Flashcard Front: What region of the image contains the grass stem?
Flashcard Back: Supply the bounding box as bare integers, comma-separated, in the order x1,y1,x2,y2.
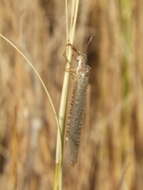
54,0,80,189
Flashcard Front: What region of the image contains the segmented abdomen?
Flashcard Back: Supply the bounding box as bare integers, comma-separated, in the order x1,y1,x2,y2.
65,70,90,165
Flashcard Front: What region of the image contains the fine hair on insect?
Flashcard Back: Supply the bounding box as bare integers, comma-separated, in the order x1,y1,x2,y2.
64,43,91,166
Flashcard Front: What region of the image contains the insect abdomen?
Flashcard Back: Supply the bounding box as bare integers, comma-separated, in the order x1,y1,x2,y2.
65,72,89,165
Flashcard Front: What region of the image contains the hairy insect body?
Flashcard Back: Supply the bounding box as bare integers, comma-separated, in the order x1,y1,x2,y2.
65,54,90,165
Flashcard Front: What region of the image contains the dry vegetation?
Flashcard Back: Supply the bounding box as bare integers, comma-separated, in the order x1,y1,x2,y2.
0,0,143,190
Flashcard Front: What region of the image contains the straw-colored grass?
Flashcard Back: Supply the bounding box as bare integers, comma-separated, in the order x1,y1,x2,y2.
54,1,80,189
0,0,143,190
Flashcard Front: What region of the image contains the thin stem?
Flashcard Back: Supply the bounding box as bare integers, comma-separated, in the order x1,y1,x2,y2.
54,0,80,190
0,33,60,134
65,0,69,43
70,0,80,42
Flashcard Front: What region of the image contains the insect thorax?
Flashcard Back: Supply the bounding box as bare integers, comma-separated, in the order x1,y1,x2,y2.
76,54,90,77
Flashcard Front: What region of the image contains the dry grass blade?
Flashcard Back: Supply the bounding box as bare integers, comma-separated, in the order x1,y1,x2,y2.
54,0,80,189
0,33,60,134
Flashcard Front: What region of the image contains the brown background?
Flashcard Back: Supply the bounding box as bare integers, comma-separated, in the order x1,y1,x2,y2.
0,0,143,189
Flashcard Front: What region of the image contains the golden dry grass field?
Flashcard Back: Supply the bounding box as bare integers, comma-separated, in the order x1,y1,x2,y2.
0,0,143,190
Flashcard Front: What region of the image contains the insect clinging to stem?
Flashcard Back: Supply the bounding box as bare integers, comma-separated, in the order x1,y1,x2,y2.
64,36,93,166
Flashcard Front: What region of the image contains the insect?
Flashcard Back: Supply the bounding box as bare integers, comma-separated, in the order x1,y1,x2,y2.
65,45,91,166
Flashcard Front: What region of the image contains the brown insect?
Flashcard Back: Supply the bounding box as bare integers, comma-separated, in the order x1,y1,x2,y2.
65,46,91,166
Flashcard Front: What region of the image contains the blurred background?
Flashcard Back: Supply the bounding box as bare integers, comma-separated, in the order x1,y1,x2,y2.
0,0,143,189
